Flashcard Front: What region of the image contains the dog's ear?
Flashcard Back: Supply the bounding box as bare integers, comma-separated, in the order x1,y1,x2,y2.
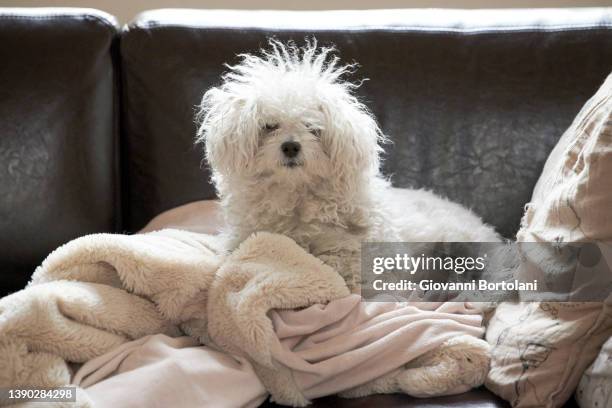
197,88,259,175
320,93,385,183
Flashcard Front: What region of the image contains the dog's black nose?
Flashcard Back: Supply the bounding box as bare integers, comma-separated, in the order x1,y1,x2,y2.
281,141,301,158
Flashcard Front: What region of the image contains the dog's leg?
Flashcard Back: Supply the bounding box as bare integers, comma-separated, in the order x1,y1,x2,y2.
317,250,361,293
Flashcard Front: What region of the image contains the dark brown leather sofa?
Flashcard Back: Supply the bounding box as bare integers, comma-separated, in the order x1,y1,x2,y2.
1,7,611,407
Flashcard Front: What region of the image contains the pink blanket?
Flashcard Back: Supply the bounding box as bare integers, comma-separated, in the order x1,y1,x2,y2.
73,295,484,407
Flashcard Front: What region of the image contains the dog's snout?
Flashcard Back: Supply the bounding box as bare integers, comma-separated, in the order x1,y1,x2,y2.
281,141,301,158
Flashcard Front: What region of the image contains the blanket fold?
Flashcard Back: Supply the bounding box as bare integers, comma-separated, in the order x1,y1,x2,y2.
0,229,489,407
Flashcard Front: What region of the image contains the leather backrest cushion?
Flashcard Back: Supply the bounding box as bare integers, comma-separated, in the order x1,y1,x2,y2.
0,9,119,294
121,9,612,237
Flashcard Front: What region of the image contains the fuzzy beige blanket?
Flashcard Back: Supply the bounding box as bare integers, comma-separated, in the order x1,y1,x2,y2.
0,229,488,407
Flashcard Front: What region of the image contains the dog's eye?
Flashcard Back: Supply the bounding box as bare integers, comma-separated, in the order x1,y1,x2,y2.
263,123,279,133
306,125,321,138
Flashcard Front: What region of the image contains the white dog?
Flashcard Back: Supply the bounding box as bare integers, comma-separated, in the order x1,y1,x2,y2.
197,39,499,292
197,39,497,400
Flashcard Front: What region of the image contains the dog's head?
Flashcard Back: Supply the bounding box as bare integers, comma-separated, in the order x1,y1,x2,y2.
197,39,386,191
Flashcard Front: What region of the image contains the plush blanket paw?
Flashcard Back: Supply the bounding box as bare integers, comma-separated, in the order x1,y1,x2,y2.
340,335,491,398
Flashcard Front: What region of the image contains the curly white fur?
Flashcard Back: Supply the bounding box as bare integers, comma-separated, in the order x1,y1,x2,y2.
197,39,500,291
196,39,496,402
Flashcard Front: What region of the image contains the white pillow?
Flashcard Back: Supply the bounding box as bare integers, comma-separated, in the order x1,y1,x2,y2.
485,72,612,408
